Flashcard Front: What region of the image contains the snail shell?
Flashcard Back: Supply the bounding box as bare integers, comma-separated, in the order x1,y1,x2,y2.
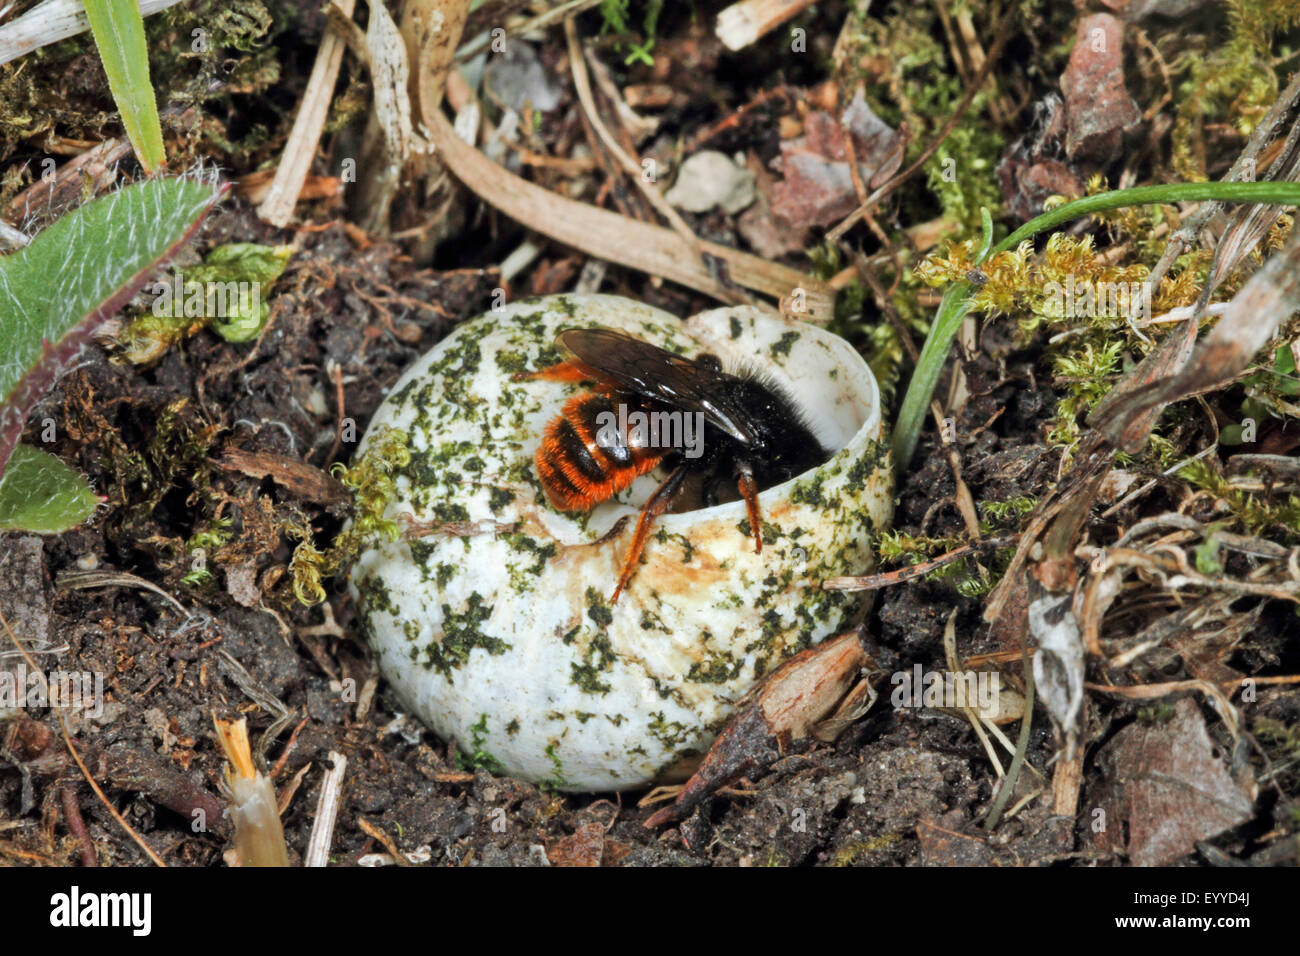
349,294,892,790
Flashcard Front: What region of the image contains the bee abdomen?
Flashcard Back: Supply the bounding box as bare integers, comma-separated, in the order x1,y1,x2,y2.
536,395,661,511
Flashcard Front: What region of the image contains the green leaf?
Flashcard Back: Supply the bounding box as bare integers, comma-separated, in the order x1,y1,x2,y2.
1194,526,1226,575
0,176,222,479
82,0,165,173
0,444,97,534
977,206,994,261
204,243,294,342
119,241,293,361
1219,424,1245,446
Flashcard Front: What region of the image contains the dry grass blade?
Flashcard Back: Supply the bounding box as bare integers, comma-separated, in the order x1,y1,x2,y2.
257,0,356,227
564,18,698,251
1097,227,1300,452
404,0,470,122
56,568,187,617
304,751,348,867
0,0,184,67
1144,69,1300,296
426,108,835,319
1197,111,1300,310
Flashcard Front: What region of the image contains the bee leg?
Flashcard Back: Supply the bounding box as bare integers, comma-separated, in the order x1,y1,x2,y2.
611,462,690,604
736,471,762,554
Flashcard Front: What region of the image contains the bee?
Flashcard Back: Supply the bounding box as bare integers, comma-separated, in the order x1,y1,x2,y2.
518,329,828,603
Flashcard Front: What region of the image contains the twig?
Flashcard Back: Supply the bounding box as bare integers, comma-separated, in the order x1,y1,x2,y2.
982,646,1035,831
304,751,348,867
56,568,188,618
944,610,1003,777
455,0,602,62
824,535,1017,590
258,0,357,227
358,816,411,866
324,360,346,467
1087,679,1240,740
61,784,98,867
715,0,817,52
426,107,835,319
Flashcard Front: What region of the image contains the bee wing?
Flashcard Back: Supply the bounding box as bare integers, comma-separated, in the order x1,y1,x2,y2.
556,328,757,444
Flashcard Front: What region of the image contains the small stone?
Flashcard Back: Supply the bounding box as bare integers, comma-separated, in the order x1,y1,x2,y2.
482,42,563,113
664,150,756,214
1060,13,1142,163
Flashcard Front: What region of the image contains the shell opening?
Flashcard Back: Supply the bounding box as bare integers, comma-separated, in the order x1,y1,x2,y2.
579,307,882,528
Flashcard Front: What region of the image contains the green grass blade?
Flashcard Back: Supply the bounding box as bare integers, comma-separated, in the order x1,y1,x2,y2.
991,181,1300,258
83,0,165,173
892,181,1300,473
892,282,972,470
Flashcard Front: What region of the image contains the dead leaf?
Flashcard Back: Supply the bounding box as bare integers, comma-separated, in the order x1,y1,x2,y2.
645,630,876,827
548,822,605,867
212,448,347,506
1093,698,1254,865
769,92,903,230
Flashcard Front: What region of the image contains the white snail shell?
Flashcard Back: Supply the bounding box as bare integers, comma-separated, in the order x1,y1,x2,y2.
349,294,893,790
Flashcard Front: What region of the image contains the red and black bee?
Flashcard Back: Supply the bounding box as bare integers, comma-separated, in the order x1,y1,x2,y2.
518,329,828,603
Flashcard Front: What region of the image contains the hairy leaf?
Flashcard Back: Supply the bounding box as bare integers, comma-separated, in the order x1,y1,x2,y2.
0,176,223,483
0,444,98,534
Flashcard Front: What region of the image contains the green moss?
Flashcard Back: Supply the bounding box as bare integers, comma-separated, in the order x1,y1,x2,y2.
647,711,691,749
431,502,471,524
502,533,558,590
585,586,614,627
687,655,743,683
354,574,400,620
846,439,887,487
494,348,531,375
540,743,571,791
418,592,508,681
457,713,503,773
770,331,800,358
407,540,439,582
570,629,617,694
790,472,828,508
